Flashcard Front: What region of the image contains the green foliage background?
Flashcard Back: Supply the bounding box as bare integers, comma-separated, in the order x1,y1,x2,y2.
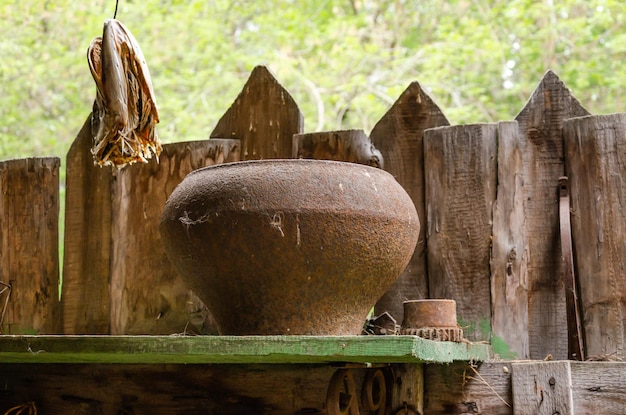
0,0,624,160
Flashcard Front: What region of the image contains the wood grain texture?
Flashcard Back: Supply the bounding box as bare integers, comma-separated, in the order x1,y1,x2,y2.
491,121,529,359
293,129,382,167
423,362,513,414
370,82,450,323
211,65,304,160
564,113,626,359
391,364,423,414
62,118,112,334
514,70,590,360
0,363,339,415
109,139,240,335
424,123,497,341
570,361,626,414
511,361,573,415
0,363,424,415
0,157,61,334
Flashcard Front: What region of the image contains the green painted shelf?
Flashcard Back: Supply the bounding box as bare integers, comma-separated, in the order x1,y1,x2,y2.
0,335,492,364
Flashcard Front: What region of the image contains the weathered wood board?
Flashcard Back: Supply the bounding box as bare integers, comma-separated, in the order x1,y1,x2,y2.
490,120,529,359
423,361,513,414
371,82,450,323
569,361,626,414
512,361,626,415
293,129,382,167
0,363,419,415
0,157,61,334
512,360,573,415
109,139,240,335
211,65,304,160
62,118,112,334
563,113,626,359
426,360,626,415
0,335,492,364
424,123,497,341
514,70,589,360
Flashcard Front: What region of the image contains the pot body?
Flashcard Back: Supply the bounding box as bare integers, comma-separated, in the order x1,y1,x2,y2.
160,159,419,335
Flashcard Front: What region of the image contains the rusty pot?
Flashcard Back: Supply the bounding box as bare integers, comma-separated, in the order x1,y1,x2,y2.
159,159,419,335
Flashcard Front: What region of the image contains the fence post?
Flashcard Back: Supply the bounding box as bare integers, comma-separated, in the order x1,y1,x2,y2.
371,82,449,323
293,129,382,167
564,113,626,360
62,118,112,334
0,157,61,334
211,65,304,160
491,120,529,359
514,70,589,360
109,139,240,335
423,123,497,341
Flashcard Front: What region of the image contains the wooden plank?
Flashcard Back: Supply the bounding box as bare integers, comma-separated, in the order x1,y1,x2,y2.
514,70,590,360
570,361,626,414
423,361,513,414
563,113,626,359
0,363,344,415
211,65,304,160
491,121,529,359
424,123,497,341
391,363,424,414
370,82,450,323
511,361,573,415
62,117,113,334
293,129,382,167
0,335,492,364
0,157,61,334
0,363,421,415
109,139,240,335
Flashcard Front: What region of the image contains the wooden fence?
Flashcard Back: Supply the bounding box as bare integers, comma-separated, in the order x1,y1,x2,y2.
1,66,625,365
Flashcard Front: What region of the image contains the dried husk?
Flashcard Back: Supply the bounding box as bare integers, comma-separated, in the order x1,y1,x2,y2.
87,19,161,168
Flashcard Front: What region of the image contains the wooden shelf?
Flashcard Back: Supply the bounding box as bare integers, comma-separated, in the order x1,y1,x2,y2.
0,335,492,364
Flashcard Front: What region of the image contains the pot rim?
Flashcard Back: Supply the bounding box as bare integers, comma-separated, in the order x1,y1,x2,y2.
187,158,388,178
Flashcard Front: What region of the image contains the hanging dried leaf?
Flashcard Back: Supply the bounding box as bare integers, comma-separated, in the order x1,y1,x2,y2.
87,19,161,168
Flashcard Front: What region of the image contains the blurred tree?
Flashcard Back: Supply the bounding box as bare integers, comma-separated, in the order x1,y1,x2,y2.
0,0,623,160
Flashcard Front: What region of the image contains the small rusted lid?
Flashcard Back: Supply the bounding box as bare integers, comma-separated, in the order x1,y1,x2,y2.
401,299,458,329
400,299,462,342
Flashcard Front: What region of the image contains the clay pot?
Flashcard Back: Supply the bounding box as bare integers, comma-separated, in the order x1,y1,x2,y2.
160,159,419,335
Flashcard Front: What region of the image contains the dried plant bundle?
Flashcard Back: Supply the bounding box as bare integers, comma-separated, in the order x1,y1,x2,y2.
87,19,161,167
